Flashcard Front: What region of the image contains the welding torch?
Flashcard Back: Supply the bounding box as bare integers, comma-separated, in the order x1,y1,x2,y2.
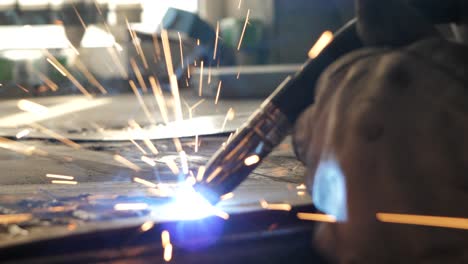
194,0,462,204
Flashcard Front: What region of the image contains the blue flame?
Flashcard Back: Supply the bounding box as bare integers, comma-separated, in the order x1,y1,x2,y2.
312,157,347,221
161,184,226,250
167,184,218,220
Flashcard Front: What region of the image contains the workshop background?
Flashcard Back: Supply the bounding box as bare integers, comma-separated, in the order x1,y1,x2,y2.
0,0,465,263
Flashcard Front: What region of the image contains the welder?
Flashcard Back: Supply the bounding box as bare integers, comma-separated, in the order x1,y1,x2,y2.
195,0,468,262
292,0,468,262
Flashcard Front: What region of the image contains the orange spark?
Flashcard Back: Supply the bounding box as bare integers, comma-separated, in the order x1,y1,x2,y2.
31,123,81,149
297,212,337,223
226,132,234,144
0,137,42,156
260,200,292,211
67,222,78,231
46,174,74,180
16,84,29,93
35,71,58,91
152,34,162,61
72,5,87,30
177,32,184,68
46,58,67,76
208,65,212,84
0,214,32,225
18,99,48,115
161,230,171,247
129,138,148,155
376,213,468,230
161,30,183,121
220,192,234,201
161,30,175,77
206,166,222,183
126,17,148,68
183,100,192,118
67,40,80,55
114,203,148,211
169,74,184,121
44,51,92,98
128,120,159,154
214,210,230,220
75,59,108,94
213,21,220,59
164,158,180,175
129,80,156,124
173,138,183,152
199,61,204,96
140,221,154,232
237,9,251,50
308,31,334,59
221,108,235,131
93,0,103,15
297,184,307,190
114,154,141,172
16,129,30,139
141,156,156,167
190,99,205,113
215,80,223,104
133,177,157,188
130,58,148,93
164,244,173,262
196,166,206,182
51,180,78,185
43,205,77,213
149,76,170,124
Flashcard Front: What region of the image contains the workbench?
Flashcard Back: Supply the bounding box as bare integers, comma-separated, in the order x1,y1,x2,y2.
0,93,323,263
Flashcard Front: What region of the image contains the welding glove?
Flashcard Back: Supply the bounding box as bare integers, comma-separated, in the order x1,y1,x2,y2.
293,0,468,262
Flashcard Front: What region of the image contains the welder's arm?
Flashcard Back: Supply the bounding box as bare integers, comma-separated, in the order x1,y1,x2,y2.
294,0,462,163
292,0,468,262
293,0,445,180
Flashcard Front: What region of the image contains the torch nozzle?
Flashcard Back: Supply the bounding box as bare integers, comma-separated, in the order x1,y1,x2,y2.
194,101,291,204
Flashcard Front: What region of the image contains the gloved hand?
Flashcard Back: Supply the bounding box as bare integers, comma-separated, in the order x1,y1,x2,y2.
293,0,468,262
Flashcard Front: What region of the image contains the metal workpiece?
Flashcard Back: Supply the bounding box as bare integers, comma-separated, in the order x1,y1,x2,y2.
194,102,291,204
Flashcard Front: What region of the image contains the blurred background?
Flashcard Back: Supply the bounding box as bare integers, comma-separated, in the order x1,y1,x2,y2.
0,0,354,98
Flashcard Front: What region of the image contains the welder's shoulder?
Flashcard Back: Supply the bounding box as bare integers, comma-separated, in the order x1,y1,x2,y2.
318,46,409,87
320,37,468,87
316,38,468,103
314,47,388,102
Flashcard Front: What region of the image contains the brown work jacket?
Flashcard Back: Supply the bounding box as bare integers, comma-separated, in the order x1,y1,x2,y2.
294,36,468,263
